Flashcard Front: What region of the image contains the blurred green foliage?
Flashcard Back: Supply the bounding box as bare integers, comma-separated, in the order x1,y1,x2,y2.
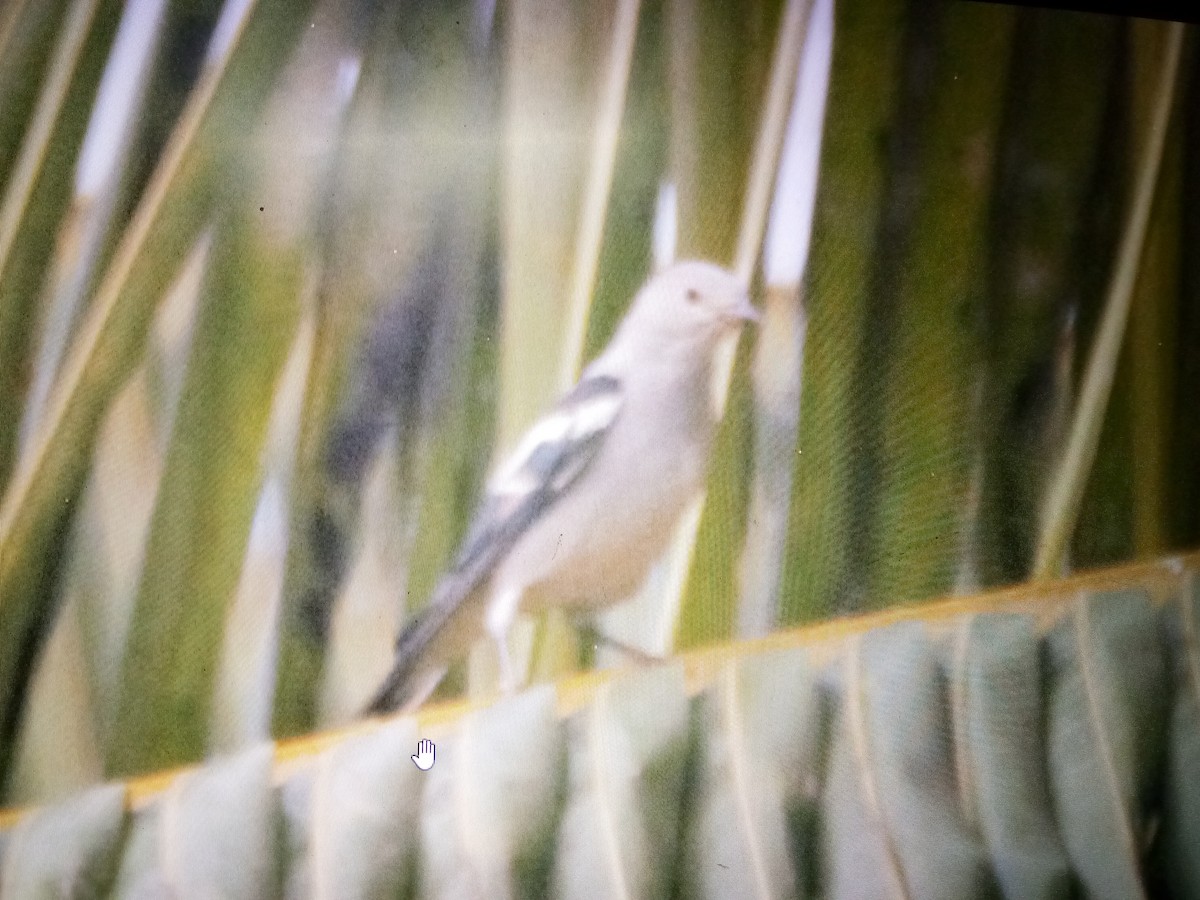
0,0,1195,798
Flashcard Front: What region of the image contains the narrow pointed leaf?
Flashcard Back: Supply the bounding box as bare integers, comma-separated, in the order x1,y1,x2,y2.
107,214,302,775
779,0,906,623
952,613,1070,898
317,432,409,725
870,3,1015,605
110,744,277,899
864,623,992,897
8,231,209,804
282,716,421,899
1046,590,1169,900
0,782,126,897
1157,572,1200,897
554,664,691,899
687,647,823,899
211,305,317,752
821,637,907,900
824,624,993,899
421,686,564,899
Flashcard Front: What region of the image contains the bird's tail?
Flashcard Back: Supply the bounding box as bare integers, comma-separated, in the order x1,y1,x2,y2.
363,489,523,715
361,570,483,715
361,615,445,715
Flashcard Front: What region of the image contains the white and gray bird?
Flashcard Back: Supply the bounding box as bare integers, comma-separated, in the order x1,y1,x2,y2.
365,260,757,714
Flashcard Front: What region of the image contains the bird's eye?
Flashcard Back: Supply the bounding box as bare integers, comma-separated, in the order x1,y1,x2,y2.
685,288,701,304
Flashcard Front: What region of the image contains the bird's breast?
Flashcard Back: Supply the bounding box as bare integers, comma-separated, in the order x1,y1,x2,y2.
495,384,714,610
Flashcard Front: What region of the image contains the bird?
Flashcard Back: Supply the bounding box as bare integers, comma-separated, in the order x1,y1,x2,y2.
364,260,758,714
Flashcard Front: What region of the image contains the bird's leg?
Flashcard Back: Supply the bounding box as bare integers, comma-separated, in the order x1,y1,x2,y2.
486,587,522,695
577,617,666,664
496,640,518,695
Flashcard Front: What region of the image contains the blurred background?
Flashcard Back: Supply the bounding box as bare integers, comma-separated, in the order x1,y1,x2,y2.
0,0,1195,805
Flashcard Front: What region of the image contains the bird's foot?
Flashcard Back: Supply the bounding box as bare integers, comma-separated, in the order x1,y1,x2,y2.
486,587,523,696
579,620,665,665
496,638,519,695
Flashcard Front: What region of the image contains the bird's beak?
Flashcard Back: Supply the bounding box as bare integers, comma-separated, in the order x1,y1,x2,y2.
726,294,761,326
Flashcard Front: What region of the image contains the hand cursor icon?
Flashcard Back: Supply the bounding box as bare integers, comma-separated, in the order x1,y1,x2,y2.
412,739,435,771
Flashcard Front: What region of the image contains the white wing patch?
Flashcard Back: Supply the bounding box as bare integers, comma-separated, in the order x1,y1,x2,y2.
490,382,623,499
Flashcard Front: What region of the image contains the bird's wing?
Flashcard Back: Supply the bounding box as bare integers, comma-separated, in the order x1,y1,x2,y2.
454,372,624,574
364,373,624,713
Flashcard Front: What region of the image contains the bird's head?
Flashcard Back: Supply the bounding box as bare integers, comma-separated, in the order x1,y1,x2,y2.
620,260,758,352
